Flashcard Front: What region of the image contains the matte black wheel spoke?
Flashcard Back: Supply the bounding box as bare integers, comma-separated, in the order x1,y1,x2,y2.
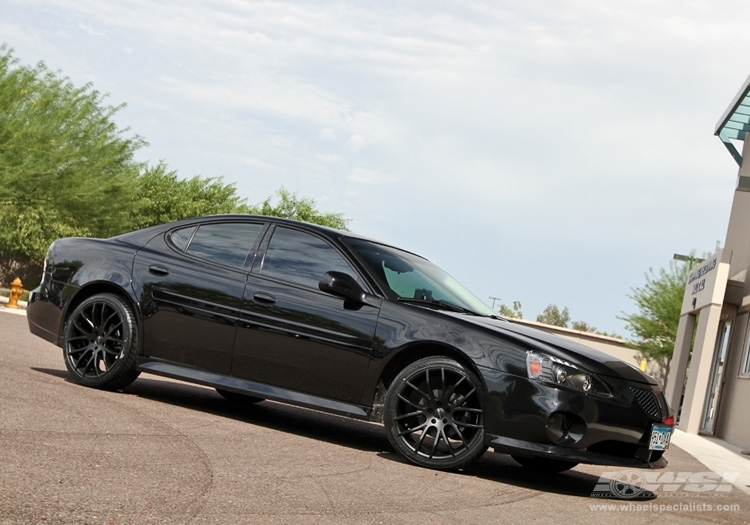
81,352,96,373
448,424,469,448
416,426,431,452
396,392,426,411
439,428,457,457
393,409,424,421
404,380,431,402
449,386,477,409
103,320,123,340
398,420,429,437
453,421,483,430
444,375,465,402
72,317,94,336
101,345,122,357
71,350,89,369
424,369,434,400
454,406,482,413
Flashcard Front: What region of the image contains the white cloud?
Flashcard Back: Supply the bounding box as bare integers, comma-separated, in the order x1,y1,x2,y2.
5,0,750,334
78,23,104,37
349,168,394,185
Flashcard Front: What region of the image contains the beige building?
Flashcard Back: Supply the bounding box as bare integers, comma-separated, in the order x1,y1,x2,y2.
510,318,639,363
665,75,750,450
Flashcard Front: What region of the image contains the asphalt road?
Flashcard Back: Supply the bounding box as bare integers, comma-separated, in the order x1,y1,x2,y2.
1,311,748,524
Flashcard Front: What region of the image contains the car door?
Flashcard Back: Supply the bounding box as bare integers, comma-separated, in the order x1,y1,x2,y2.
231,225,380,403
132,220,266,373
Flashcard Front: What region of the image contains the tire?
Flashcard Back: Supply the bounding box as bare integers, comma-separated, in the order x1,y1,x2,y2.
215,388,264,404
63,293,140,390
511,455,578,473
384,357,487,470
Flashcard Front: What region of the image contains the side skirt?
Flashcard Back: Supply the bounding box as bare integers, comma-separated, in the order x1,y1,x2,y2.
137,358,372,420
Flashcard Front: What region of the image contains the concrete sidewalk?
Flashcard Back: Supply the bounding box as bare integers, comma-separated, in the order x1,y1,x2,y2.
671,429,750,496
0,300,26,315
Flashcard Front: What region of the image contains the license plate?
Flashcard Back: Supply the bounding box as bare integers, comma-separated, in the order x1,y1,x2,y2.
649,424,672,451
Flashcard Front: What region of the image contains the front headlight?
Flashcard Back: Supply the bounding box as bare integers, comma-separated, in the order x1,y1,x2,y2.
526,351,611,397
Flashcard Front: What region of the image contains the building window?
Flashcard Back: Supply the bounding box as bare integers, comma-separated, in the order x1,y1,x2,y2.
741,343,750,378
741,320,750,378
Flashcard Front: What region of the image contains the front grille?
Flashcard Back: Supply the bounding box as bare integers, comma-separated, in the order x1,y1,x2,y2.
630,386,661,420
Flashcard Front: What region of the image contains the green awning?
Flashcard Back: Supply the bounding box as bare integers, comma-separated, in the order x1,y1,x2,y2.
715,74,750,166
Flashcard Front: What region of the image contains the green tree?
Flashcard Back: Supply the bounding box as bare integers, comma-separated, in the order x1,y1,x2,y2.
537,304,570,327
0,44,144,283
249,186,349,230
568,321,617,338
131,163,251,229
498,300,523,319
571,320,595,332
0,45,350,288
0,207,91,288
619,258,693,360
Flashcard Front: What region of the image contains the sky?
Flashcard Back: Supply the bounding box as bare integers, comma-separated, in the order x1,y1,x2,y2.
3,0,749,336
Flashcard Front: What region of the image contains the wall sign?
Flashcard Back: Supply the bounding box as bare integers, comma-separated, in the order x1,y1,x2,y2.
681,250,729,315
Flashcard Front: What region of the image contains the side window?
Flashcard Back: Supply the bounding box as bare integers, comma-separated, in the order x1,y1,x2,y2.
184,222,263,268
169,226,195,252
261,227,357,288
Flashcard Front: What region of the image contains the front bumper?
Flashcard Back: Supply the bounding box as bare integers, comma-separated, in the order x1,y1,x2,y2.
478,366,672,469
488,434,668,469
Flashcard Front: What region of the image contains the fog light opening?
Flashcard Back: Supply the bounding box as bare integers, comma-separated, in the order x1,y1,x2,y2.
546,412,586,445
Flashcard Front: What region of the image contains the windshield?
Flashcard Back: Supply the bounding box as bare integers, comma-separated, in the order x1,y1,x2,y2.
344,238,495,317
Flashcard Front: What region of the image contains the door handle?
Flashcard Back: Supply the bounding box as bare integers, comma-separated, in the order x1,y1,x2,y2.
252,291,277,305
148,265,170,276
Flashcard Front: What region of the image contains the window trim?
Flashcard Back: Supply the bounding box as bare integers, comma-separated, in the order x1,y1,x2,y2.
740,313,750,378
166,220,267,270
254,224,364,291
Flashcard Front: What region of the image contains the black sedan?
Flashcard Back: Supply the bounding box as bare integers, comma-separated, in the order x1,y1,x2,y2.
27,215,673,472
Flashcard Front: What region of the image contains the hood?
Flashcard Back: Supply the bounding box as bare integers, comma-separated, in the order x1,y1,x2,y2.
461,315,657,386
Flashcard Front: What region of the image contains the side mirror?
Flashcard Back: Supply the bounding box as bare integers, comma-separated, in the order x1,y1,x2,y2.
319,271,366,303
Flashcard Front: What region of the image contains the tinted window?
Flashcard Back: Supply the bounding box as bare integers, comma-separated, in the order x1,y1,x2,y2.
170,226,196,252
186,222,263,268
345,238,495,316
261,227,356,288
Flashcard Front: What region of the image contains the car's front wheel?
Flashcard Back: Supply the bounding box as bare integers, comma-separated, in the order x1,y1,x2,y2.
384,357,487,470
63,293,140,390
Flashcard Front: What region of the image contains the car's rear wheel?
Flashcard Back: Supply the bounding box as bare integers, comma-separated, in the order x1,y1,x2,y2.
63,293,140,390
384,357,487,470
215,388,264,404
511,455,578,473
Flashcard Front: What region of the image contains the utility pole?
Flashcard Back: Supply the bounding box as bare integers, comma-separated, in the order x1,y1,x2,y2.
488,296,502,310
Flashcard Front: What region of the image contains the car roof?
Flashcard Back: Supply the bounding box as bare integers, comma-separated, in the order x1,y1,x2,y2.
113,214,413,255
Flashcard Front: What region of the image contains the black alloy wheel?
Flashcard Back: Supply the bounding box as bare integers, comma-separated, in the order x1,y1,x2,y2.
63,293,140,390
384,357,487,470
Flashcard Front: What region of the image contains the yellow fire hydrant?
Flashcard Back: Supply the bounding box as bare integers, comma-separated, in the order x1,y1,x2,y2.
6,277,23,309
